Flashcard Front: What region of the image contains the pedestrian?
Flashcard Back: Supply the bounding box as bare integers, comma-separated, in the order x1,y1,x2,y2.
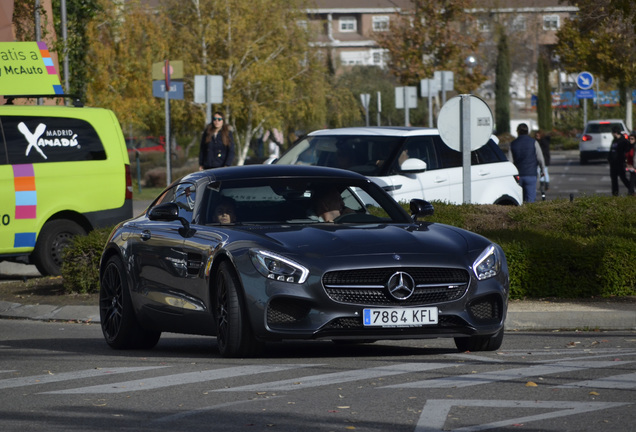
608,125,630,196
626,132,636,196
508,123,546,203
535,130,551,191
198,112,235,170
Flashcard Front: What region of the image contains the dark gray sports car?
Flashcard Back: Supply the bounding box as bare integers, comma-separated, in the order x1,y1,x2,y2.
99,165,509,357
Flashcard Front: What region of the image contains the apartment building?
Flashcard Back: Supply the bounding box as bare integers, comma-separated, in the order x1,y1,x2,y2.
306,0,578,95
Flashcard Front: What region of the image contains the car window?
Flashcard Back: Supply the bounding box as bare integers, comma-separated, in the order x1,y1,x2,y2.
0,116,107,164
277,135,403,176
472,139,507,165
151,182,196,222
586,123,623,134
398,136,440,170
201,177,407,225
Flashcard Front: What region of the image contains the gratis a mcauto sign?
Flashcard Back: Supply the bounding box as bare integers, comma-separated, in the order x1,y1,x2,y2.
0,42,63,96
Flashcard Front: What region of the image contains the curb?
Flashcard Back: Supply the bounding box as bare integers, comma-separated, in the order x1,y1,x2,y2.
1,300,635,331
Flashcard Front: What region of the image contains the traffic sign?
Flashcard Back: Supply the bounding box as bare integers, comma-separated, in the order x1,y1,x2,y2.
576,89,595,99
152,81,184,99
152,60,184,81
576,72,594,90
437,95,493,151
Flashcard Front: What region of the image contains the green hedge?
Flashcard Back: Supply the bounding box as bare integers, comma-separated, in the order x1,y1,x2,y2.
60,196,636,299
61,227,112,294
419,196,636,299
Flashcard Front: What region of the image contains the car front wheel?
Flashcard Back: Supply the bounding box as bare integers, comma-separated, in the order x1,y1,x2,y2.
215,261,261,357
100,255,161,350
454,328,504,352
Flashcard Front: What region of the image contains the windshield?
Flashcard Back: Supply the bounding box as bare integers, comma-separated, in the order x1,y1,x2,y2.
200,177,410,225
276,135,404,176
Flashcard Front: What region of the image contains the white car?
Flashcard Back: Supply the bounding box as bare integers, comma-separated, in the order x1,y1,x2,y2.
579,119,629,164
274,127,522,205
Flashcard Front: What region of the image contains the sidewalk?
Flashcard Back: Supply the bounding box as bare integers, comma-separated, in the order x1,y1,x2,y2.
0,291,634,331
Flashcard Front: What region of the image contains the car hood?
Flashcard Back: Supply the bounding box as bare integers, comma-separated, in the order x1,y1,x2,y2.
230,223,485,262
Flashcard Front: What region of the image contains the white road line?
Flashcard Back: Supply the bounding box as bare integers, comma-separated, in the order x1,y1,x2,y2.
0,367,167,390
215,363,452,393
42,364,314,394
154,398,280,424
557,371,636,390
383,360,632,389
415,400,629,432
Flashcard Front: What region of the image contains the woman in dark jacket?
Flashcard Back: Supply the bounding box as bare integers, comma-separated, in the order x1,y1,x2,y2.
198,112,235,170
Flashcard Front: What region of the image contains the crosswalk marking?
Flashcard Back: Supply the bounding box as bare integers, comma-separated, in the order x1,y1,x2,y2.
557,372,636,390
0,367,166,390
415,399,630,432
215,363,452,393
42,364,314,394
383,360,633,389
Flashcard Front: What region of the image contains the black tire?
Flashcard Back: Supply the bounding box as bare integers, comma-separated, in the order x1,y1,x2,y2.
455,328,504,352
100,256,161,350
32,219,86,276
580,155,588,165
215,261,261,357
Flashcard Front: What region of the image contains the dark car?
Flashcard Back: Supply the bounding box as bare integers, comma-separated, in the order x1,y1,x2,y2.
99,165,509,357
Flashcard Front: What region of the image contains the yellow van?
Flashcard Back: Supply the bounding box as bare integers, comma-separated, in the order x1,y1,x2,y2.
0,104,133,275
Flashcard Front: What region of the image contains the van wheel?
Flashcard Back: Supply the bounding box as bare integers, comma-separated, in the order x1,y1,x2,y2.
32,220,86,276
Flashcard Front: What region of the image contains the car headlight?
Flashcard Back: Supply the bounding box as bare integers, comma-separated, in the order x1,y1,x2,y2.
472,244,501,280
249,249,309,284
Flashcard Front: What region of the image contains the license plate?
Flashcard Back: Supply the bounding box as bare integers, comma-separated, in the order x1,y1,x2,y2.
363,307,438,327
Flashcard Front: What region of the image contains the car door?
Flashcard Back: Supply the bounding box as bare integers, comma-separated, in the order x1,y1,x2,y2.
129,182,198,313
381,135,453,203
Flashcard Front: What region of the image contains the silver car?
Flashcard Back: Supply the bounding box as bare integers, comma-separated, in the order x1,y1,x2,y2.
579,119,629,164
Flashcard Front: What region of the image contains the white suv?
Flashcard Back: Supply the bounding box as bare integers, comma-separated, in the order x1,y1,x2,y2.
579,119,629,164
275,127,522,205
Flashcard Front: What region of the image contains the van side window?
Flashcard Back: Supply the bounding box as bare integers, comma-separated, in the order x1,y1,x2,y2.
0,116,107,164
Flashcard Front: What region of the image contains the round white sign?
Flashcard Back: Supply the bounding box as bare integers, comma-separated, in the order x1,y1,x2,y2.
437,95,493,151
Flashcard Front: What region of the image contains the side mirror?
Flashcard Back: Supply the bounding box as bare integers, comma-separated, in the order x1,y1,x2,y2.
399,158,427,173
149,202,195,237
410,199,434,222
149,202,180,221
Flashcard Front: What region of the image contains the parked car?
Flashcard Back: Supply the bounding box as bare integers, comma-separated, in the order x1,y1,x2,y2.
99,165,509,357
274,127,522,205
579,119,629,164
126,136,166,155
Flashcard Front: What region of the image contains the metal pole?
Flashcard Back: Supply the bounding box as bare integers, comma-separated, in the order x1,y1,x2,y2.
35,0,42,106
60,0,70,98
377,91,381,126
583,98,587,130
428,80,433,127
164,60,172,185
461,95,471,204
404,86,409,126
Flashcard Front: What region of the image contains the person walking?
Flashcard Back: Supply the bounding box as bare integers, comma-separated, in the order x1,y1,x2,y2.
608,125,630,196
198,112,235,170
625,132,636,196
535,130,551,191
508,123,546,203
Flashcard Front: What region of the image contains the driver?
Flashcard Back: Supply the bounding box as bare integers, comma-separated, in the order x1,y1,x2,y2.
312,187,353,222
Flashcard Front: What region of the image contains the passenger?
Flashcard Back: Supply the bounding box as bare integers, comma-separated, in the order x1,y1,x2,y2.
213,197,236,224
312,187,353,222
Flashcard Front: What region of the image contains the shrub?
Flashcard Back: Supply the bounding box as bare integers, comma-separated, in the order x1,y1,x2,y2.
407,196,636,299
61,227,112,294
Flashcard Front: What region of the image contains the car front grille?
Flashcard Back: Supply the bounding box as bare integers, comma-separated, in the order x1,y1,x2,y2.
323,267,469,306
323,314,468,330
